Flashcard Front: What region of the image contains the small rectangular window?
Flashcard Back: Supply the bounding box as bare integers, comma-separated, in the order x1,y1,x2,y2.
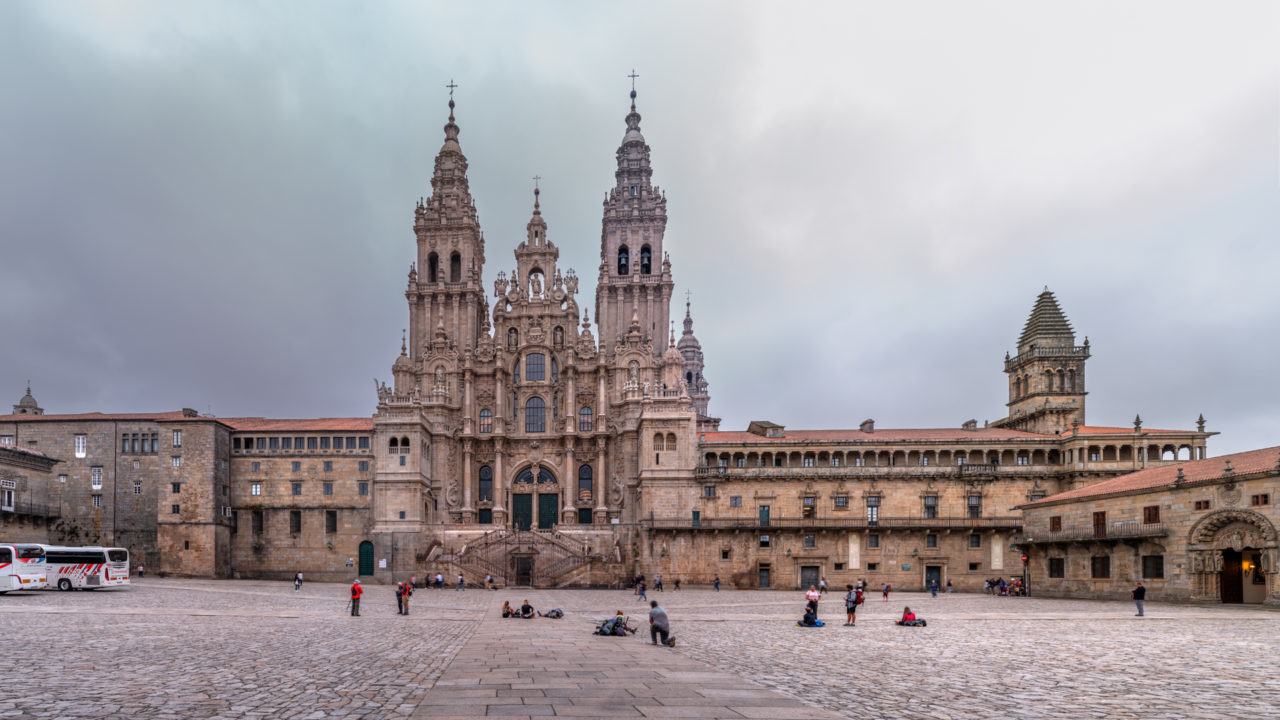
308,437,318,450
803,534,815,548
359,482,369,496
398,510,406,519
359,460,369,472
326,510,338,534
399,455,406,466
834,495,848,508
171,504,180,514
703,485,715,498
251,482,261,496
359,437,370,449
867,534,879,549
969,533,982,548
233,438,242,450
290,510,301,534
281,437,292,450
1142,555,1164,579
251,461,261,473
832,457,841,467
133,481,142,495
1251,494,1270,506
0,435,12,445
324,461,333,472
292,461,301,472
256,437,266,450
759,534,771,548
292,482,302,496
323,482,333,496
320,437,331,450
1142,505,1160,523
867,562,878,571
59,474,67,483
92,494,102,508
1091,555,1111,579
171,456,181,468
803,457,814,467
1195,500,1212,511
332,437,343,450
1050,516,1062,532
1048,558,1065,578
968,562,980,571
926,533,937,548
171,483,181,494
729,495,742,508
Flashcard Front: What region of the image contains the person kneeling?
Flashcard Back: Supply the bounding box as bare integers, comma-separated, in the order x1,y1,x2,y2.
894,606,927,627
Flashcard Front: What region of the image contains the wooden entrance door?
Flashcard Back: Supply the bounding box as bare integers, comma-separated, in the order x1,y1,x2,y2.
514,556,533,586
358,541,375,576
925,565,943,589
537,493,558,530
800,565,820,589
513,494,532,531
1221,549,1243,603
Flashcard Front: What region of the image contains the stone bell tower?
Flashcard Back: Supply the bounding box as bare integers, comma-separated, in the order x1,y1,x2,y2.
995,288,1090,434
595,82,674,357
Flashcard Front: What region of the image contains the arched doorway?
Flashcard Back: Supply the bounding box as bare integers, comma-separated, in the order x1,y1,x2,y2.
358,541,375,576
511,466,558,530
1187,509,1277,604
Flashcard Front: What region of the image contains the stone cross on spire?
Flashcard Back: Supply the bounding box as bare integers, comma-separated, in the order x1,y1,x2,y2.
446,79,458,96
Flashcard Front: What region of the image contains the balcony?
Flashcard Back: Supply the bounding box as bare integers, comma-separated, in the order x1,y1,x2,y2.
643,515,1023,532
0,499,59,519
1020,521,1166,544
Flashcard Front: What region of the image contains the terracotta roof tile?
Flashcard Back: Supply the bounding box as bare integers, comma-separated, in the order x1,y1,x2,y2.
1024,445,1280,507
0,442,53,460
702,428,1049,444
222,417,373,432
0,411,210,423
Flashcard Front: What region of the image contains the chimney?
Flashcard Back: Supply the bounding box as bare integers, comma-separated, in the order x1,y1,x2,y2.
859,419,874,433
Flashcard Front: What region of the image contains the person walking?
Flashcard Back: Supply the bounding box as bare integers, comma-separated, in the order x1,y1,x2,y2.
856,578,865,593
435,573,443,589
1132,581,1146,616
713,575,720,592
673,577,681,591
946,579,953,594
638,580,648,601
395,582,406,615
930,580,938,598
819,576,828,594
882,583,890,602
294,572,303,592
655,574,663,592
649,600,674,646
457,573,465,591
349,579,363,617
486,573,493,590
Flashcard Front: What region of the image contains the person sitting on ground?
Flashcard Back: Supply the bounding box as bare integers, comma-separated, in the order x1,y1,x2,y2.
895,606,927,626
797,605,824,627
520,599,535,618
502,600,515,618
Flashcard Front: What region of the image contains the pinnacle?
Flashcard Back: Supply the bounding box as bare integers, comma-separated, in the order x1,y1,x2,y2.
1017,289,1075,348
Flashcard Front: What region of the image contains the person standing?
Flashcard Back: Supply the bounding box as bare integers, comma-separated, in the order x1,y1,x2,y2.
486,573,493,590
819,576,828,594
930,580,938,598
844,584,863,626
435,573,443,589
294,572,303,592
713,576,720,592
350,579,363,617
457,573,465,591
805,584,821,615
882,583,890,602
395,582,405,615
946,579,953,594
649,600,673,646
1132,581,1146,616
638,580,648,601
137,563,145,578
655,574,663,592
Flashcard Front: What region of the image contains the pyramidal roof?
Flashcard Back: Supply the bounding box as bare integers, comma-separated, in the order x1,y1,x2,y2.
1017,289,1074,348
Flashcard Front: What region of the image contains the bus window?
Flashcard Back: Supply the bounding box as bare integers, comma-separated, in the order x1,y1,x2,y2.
17,546,44,559
108,550,128,563
0,548,11,563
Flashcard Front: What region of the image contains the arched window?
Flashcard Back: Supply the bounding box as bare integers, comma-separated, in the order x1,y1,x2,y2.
578,464,593,502
525,353,546,381
478,465,493,502
400,436,410,453
685,371,693,385
553,326,564,349
618,245,630,275
1057,369,1066,392
388,437,399,452
654,432,666,451
640,245,652,274
515,467,555,484
478,409,493,434
508,328,519,349
578,406,593,432
1067,370,1076,391
525,397,546,433
449,252,462,282
666,432,677,450
1045,370,1055,392
427,252,439,283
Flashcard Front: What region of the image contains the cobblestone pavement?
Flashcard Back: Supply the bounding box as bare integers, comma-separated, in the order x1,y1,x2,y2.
3,581,1278,719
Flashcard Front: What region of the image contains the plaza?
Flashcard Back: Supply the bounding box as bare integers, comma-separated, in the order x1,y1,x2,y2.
2,580,1278,719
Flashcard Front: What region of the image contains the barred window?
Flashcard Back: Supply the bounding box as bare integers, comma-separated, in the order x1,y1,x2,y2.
578,406,593,432
479,409,493,433
525,397,546,433
525,353,546,381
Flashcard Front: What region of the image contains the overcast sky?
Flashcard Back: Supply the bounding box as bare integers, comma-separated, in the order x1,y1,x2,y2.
2,1,1277,455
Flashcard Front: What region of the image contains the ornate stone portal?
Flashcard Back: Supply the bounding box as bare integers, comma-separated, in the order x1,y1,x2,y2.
1187,509,1278,603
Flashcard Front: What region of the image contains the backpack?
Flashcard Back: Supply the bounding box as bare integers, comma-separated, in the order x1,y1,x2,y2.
544,608,563,619
855,589,864,605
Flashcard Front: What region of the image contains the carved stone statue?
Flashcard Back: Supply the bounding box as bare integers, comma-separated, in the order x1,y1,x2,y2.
529,272,543,298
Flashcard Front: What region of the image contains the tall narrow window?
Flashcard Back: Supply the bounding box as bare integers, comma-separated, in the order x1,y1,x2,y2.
479,409,493,433
508,328,519,349
967,495,982,519
427,252,439,283
91,467,103,490
866,496,880,525
640,245,652,274
525,397,546,433
525,353,546,381
478,465,493,502
449,251,462,282
578,465,593,502
618,245,630,275
578,406,593,432
75,435,87,458
923,495,938,519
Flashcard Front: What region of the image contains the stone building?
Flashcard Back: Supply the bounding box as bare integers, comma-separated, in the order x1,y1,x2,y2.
1019,446,1280,604
0,432,60,543
0,89,1222,592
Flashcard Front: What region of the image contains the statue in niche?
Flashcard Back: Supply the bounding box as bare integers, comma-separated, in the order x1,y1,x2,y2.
434,366,446,389
529,272,543,298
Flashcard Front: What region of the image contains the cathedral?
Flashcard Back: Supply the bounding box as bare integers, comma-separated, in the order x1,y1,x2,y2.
0,87,1220,593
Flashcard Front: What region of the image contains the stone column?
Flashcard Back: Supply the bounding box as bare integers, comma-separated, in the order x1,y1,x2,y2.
563,439,576,522
461,439,474,522
594,437,608,523
493,439,506,526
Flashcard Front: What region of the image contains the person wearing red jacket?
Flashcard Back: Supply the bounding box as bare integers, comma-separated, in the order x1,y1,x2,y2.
350,579,363,616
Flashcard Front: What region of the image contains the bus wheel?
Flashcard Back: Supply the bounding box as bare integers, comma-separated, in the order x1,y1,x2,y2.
57,579,72,592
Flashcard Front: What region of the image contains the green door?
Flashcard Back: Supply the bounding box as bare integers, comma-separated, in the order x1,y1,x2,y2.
537,493,558,530
513,494,532,530
358,541,375,576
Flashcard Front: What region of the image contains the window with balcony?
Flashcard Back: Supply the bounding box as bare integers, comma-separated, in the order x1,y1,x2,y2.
966,495,982,519
1050,516,1062,532
923,495,938,519
802,496,816,519
866,496,880,525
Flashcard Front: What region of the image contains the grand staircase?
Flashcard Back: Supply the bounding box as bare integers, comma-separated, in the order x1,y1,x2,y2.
439,528,608,587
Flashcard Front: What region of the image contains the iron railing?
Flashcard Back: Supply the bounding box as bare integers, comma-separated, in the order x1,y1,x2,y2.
1020,521,1166,544
643,515,1023,532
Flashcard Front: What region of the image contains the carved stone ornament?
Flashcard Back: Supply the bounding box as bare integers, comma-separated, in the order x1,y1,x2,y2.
1219,481,1242,508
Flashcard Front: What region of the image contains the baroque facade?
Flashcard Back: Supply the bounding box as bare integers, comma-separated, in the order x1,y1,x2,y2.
0,89,1227,593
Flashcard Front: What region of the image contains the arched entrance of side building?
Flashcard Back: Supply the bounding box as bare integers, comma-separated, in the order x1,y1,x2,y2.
1187,510,1278,604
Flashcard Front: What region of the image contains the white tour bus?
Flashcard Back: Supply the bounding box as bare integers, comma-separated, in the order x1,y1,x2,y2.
42,546,130,591
0,542,49,592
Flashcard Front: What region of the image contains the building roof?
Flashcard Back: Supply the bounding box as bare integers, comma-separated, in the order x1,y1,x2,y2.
703,427,1049,444
1022,445,1280,508
0,442,53,460
222,417,374,432
0,411,373,432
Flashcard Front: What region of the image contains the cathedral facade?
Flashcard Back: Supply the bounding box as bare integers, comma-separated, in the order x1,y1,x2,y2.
0,90,1219,592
